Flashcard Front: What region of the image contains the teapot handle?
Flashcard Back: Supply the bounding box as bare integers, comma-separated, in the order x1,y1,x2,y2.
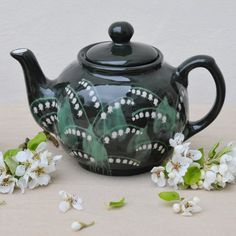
176,55,226,140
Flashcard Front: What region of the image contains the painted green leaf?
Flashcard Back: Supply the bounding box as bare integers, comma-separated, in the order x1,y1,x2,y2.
153,97,177,134
208,142,220,159
108,197,125,209
183,166,201,185
94,107,127,137
83,125,108,163
4,152,19,175
27,132,47,151
127,126,151,161
57,98,77,147
159,191,180,201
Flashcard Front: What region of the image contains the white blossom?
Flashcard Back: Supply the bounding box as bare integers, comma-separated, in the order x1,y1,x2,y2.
59,190,83,213
169,133,185,147
203,165,218,190
181,197,202,216
219,154,236,182
185,149,202,161
166,155,192,177
0,174,17,194
15,142,62,192
150,166,166,187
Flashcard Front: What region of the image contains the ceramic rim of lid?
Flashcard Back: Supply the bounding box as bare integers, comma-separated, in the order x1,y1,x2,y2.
78,22,163,73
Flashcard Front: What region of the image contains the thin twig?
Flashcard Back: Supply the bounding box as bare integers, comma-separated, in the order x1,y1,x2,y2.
43,131,60,147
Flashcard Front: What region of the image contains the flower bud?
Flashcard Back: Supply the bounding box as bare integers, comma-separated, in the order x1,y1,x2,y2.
193,196,200,204
191,184,198,190
172,203,181,213
71,221,82,231
216,174,222,183
198,180,203,189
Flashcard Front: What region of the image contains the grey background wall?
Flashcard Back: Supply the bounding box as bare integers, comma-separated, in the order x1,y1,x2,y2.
0,0,235,107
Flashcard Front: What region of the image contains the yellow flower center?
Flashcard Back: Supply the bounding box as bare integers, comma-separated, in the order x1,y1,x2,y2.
1,178,10,186
34,167,45,176
172,161,181,171
33,154,40,161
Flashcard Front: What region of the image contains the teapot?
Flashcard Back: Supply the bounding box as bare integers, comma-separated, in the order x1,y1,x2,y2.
11,21,225,176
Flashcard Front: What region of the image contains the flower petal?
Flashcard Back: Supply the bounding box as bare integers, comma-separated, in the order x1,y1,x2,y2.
39,151,48,166
59,201,71,213
28,179,38,189
151,173,158,183
72,198,83,211
15,165,26,177
53,155,62,163
219,164,228,175
59,190,68,198
182,211,192,216
191,205,202,213
15,151,28,162
205,171,216,184
190,150,202,161
36,142,47,153
38,174,51,186
157,173,166,187
0,152,5,166
166,161,173,173
17,177,28,193
150,167,158,173
174,133,185,143
0,186,12,194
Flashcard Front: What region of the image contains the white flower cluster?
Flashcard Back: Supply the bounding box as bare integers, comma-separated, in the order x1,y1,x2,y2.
172,196,202,216
0,142,62,194
151,133,236,190
202,150,236,190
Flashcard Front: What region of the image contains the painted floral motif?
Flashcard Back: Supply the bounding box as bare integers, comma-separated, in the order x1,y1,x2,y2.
30,78,182,174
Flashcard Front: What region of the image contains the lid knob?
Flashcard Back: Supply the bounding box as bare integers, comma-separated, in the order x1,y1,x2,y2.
108,21,134,44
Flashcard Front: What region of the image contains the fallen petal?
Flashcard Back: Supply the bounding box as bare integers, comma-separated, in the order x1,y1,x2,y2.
59,201,71,213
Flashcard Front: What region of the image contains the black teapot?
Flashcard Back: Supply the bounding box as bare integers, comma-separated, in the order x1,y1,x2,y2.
11,22,225,176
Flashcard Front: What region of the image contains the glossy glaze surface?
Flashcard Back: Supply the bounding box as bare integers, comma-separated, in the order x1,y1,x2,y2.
10,22,226,175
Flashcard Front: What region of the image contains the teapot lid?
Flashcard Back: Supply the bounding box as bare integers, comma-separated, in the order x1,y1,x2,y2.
80,22,161,70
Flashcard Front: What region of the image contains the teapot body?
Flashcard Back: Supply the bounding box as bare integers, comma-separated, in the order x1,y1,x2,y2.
11,22,225,176
29,56,188,176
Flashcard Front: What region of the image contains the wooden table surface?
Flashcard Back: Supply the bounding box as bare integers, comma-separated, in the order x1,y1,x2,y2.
0,105,236,236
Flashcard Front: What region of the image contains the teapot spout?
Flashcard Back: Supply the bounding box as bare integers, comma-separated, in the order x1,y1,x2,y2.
11,48,58,135
10,48,48,103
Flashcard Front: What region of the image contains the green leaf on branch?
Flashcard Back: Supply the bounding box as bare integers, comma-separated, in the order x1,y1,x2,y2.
3,148,20,175
158,191,180,201
27,132,47,151
184,166,201,185
215,146,232,159
197,148,205,167
108,197,125,209
4,156,18,175
208,142,220,159
3,148,20,159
